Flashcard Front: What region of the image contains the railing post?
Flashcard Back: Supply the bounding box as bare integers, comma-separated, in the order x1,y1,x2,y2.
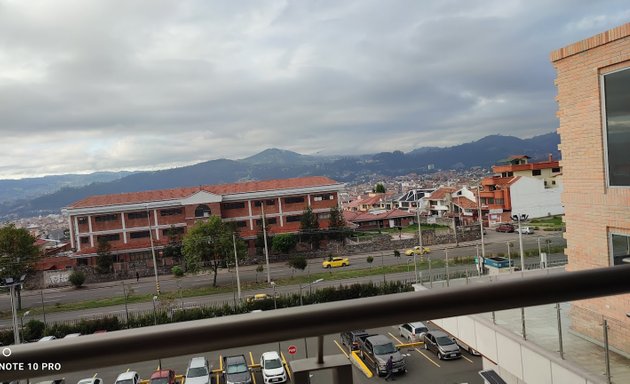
556,303,564,359
603,319,611,384
521,307,527,340
317,335,324,364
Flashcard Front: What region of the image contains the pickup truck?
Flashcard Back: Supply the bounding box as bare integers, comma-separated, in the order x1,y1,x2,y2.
357,334,406,376
340,329,369,352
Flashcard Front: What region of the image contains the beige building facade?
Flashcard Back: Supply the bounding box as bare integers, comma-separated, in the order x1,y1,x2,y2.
551,23,630,354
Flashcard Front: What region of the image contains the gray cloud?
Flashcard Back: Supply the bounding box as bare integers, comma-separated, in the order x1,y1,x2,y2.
0,0,628,178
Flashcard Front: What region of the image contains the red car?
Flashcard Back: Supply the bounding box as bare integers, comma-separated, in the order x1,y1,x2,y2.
150,370,177,384
495,223,515,233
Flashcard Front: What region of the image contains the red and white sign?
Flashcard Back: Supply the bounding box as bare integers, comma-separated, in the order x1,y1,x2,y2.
287,345,297,355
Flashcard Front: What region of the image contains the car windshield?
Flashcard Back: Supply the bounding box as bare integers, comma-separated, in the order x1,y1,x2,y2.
116,380,134,384
436,336,455,345
373,342,397,355
264,358,282,369
187,367,208,377
227,363,248,374
151,379,168,384
78,380,93,384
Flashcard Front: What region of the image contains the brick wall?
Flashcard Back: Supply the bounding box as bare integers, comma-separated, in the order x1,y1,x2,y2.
551,23,630,353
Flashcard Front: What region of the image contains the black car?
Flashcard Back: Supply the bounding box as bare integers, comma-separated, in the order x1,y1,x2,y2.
340,329,369,352
423,330,462,360
223,355,252,384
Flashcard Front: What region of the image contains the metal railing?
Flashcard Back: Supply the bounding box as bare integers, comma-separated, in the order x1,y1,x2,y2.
1,264,629,381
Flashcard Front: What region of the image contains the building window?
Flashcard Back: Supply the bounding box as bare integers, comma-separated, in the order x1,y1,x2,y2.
194,204,211,218
96,234,120,242
532,169,542,176
160,208,183,216
129,231,150,239
80,237,90,244
552,167,561,173
234,221,247,228
163,227,184,237
284,196,305,204
318,213,331,219
128,211,148,219
604,68,630,186
286,215,301,222
78,217,88,225
495,198,504,205
507,172,514,177
611,234,630,266
552,180,556,185
223,202,245,210
254,200,275,207
256,218,277,226
313,194,333,202
95,214,118,223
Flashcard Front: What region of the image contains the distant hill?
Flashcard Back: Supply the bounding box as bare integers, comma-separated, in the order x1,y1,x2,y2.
0,132,560,218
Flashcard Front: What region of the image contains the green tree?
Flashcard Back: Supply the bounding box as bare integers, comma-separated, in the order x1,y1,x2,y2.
95,238,113,274
373,183,386,193
255,264,264,283
182,216,247,287
68,270,86,288
0,224,40,309
288,255,307,277
162,226,183,264
271,233,297,253
367,256,374,268
300,207,320,249
327,205,347,241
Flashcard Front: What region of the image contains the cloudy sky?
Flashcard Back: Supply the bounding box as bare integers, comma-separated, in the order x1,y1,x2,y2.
0,0,628,179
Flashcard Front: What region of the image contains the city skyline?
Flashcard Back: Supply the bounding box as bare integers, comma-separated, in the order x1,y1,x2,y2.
1,1,628,179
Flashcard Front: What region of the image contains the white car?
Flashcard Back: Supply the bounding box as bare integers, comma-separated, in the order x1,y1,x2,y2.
398,321,429,342
260,351,288,384
516,226,534,234
185,356,210,384
77,378,103,384
38,335,57,342
114,371,139,384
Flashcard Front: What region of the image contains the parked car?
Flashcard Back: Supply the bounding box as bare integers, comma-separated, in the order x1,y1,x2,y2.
398,321,429,342
340,329,369,352
77,378,103,384
34,380,65,384
63,333,81,338
149,369,178,384
260,351,288,384
38,336,57,342
404,246,431,256
114,371,139,384
246,293,271,302
516,226,534,234
358,334,407,376
423,330,462,360
495,223,515,233
223,355,252,384
322,256,350,268
185,356,210,384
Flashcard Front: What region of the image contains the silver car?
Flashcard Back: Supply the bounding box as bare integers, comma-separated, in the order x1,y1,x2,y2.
423,330,461,360
398,321,429,342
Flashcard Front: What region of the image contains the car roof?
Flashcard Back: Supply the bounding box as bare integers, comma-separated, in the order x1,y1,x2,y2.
116,371,138,380
366,334,392,344
428,330,448,337
224,355,247,364
38,336,56,342
150,370,173,379
188,356,207,368
261,351,281,360
405,321,428,328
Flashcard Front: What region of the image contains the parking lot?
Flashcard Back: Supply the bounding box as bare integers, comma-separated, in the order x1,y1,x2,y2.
31,323,482,384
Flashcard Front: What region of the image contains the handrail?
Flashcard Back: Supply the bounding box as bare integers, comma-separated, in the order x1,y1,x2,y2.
1,265,629,381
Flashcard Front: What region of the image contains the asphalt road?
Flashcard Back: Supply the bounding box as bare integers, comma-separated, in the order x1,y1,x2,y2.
27,323,482,384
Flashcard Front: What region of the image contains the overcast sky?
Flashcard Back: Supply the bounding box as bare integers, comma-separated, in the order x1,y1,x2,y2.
0,1,628,179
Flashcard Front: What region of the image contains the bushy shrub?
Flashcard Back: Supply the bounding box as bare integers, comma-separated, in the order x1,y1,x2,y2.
68,270,86,288
23,319,46,342
172,265,184,277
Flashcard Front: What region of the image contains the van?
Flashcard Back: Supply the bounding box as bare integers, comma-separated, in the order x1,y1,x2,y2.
185,356,210,384
398,321,429,342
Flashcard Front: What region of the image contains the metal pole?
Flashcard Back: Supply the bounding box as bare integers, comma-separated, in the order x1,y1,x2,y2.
178,281,183,310
233,233,241,301
413,253,418,284
416,208,422,283
122,281,129,325
40,290,47,328
428,257,433,288
381,252,386,284
517,216,525,272
445,248,450,287
261,201,271,284
477,185,486,258
556,303,564,359
299,284,303,306
146,204,161,295
507,242,512,273
9,285,20,344
603,319,611,384
476,245,481,277
521,307,527,340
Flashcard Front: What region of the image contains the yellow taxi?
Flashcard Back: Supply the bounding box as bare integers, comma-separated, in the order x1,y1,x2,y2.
404,246,431,256
246,293,272,302
322,256,350,268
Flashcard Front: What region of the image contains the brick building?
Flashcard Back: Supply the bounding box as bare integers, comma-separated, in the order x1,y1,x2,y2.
62,176,344,271
551,23,630,354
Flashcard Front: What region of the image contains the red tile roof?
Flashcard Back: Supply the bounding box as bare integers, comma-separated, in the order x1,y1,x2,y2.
453,196,478,210
68,176,340,209
343,209,415,223
427,187,456,200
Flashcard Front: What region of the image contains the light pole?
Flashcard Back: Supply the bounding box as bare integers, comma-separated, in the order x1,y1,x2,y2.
145,204,161,295
1,275,26,345
512,214,529,271
476,185,486,258
445,248,450,287
507,241,513,272
415,207,423,284
232,232,242,301
20,310,31,343
152,295,158,326
271,281,277,310
260,201,271,284
122,281,129,325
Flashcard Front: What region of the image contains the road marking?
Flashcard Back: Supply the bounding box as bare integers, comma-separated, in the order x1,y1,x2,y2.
350,351,373,378
333,339,349,358
249,351,255,366
388,332,403,344
415,348,441,368
462,354,474,363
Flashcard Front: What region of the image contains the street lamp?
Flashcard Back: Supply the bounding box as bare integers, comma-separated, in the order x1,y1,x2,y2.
415,207,423,284
512,214,529,271
270,281,277,310
259,201,272,284
232,232,242,301
152,295,159,326
145,204,161,295
1,274,26,345
299,278,324,306
476,185,486,258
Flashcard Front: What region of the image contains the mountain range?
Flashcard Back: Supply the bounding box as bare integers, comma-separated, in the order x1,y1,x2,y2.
0,132,560,219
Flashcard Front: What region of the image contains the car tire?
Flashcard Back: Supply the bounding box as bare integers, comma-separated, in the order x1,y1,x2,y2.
342,263,347,267
438,352,443,360
424,343,428,350
325,265,331,269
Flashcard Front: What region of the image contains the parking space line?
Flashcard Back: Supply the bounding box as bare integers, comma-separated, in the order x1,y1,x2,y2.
249,351,255,366
462,355,474,364
387,332,403,344
281,351,292,382
333,339,349,358
415,348,441,368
